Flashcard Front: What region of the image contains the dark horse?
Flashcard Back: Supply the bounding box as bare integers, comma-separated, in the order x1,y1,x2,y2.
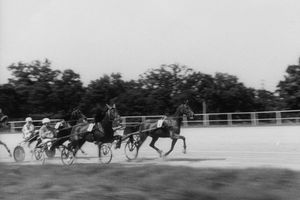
29,108,87,149
124,102,194,157
68,104,121,155
49,108,88,151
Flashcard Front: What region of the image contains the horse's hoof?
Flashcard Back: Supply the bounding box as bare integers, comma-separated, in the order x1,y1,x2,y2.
183,149,187,154
158,150,163,157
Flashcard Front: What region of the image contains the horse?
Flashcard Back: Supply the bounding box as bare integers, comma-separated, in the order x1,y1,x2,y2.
49,109,88,152
62,108,88,126
68,104,121,156
124,102,194,157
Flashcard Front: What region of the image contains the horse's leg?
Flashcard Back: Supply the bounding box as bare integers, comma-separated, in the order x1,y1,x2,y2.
98,142,103,157
0,140,11,157
76,139,86,156
149,136,163,157
170,134,187,154
136,133,147,150
79,148,87,155
78,135,87,155
179,135,187,153
164,134,186,156
114,135,122,149
164,139,177,157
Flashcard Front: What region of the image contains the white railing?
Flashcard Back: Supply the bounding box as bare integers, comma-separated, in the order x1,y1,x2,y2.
187,110,300,127
3,110,300,132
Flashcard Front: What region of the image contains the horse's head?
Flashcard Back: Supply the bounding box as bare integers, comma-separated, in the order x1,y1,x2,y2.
70,108,87,125
176,101,194,119
105,104,120,123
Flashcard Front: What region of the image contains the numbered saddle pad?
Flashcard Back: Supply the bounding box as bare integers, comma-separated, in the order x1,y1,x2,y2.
87,123,95,132
157,119,164,128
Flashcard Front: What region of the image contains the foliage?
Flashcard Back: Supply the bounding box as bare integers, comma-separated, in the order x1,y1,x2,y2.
0,84,20,117
4,59,84,118
1,58,297,119
277,64,300,109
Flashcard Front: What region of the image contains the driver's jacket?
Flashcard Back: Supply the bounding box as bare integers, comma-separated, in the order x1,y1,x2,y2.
39,125,56,139
22,123,35,139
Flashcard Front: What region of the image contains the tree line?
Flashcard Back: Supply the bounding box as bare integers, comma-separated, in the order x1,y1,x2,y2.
0,59,299,119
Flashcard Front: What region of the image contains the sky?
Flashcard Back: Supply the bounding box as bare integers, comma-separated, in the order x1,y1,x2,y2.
1,0,300,91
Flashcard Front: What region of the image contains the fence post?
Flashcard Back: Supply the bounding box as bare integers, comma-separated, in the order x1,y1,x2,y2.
204,114,210,126
183,115,188,127
10,122,15,132
276,111,282,125
251,112,257,126
142,116,146,123
121,117,126,126
227,113,232,126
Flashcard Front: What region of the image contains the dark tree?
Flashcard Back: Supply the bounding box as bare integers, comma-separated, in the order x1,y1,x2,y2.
277,62,300,109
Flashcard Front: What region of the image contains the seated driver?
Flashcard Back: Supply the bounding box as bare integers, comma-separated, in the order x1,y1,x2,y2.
36,118,56,148
22,117,37,147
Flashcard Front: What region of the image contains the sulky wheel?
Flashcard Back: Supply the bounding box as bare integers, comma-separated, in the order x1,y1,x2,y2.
34,147,44,160
124,139,138,161
98,143,112,164
61,146,75,165
13,146,25,162
45,148,56,158
33,147,46,165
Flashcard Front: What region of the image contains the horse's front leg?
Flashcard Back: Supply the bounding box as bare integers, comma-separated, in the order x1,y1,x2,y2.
164,133,186,157
179,135,187,154
164,139,178,157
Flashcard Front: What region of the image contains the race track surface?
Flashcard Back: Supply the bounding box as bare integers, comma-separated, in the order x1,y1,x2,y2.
1,126,300,170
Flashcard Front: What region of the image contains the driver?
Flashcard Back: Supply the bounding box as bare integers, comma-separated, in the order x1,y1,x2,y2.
22,117,37,148
36,118,56,148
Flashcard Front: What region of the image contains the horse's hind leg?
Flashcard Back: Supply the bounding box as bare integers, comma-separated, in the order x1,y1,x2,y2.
149,137,163,157
0,140,11,157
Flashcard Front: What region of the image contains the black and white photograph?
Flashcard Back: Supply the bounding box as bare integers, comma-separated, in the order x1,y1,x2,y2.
1,0,300,199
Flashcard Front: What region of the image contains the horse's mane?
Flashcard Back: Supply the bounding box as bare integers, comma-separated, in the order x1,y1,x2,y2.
93,106,107,123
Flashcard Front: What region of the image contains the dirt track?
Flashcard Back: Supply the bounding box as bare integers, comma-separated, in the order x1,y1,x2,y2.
1,126,300,170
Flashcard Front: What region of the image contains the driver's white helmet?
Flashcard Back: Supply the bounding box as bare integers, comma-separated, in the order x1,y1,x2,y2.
42,118,51,124
25,117,33,122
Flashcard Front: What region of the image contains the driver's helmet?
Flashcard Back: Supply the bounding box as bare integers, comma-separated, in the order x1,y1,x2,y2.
25,117,33,122
42,118,51,124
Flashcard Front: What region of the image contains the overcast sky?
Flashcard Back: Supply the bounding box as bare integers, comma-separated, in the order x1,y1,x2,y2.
1,0,300,91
